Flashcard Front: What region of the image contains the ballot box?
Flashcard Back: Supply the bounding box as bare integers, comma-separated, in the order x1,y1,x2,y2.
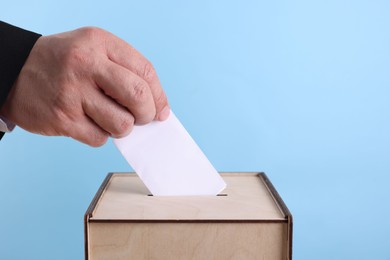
84,172,293,260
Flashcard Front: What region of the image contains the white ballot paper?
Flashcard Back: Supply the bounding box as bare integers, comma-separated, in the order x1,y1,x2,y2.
114,110,226,196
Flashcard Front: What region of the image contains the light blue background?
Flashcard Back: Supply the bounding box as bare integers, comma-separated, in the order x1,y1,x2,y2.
1,1,390,259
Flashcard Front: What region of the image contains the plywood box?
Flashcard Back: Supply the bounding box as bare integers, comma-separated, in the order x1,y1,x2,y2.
85,172,292,260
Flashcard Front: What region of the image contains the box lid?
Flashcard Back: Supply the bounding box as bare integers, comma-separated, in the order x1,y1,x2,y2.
86,172,289,221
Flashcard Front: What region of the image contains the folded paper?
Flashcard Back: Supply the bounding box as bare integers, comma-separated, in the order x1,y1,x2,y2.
114,110,226,196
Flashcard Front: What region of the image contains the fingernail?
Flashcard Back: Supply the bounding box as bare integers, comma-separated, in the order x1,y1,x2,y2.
158,105,170,121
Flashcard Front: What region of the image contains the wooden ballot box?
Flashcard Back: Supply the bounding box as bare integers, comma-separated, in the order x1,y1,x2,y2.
84,172,293,260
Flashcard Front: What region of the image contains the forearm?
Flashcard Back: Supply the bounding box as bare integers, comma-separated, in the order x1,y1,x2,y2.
0,21,41,139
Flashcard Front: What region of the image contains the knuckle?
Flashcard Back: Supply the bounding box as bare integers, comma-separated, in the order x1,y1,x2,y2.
142,61,157,82
78,26,105,40
89,132,108,147
63,46,95,69
131,79,149,104
113,115,134,137
62,28,106,70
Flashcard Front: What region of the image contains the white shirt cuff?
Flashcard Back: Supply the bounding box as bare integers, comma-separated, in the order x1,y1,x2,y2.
0,116,16,133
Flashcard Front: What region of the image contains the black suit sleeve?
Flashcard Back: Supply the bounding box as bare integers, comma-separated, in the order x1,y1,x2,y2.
0,21,41,140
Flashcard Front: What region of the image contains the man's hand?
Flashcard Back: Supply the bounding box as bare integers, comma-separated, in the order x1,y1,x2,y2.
0,27,170,146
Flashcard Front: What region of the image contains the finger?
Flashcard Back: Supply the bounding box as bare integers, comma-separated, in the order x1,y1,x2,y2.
83,89,134,138
104,33,170,120
67,116,109,147
94,60,156,125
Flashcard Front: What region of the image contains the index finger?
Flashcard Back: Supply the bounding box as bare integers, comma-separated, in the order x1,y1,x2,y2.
103,32,170,120
94,60,156,125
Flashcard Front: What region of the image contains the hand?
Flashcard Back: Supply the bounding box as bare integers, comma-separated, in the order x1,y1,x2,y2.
0,27,170,146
